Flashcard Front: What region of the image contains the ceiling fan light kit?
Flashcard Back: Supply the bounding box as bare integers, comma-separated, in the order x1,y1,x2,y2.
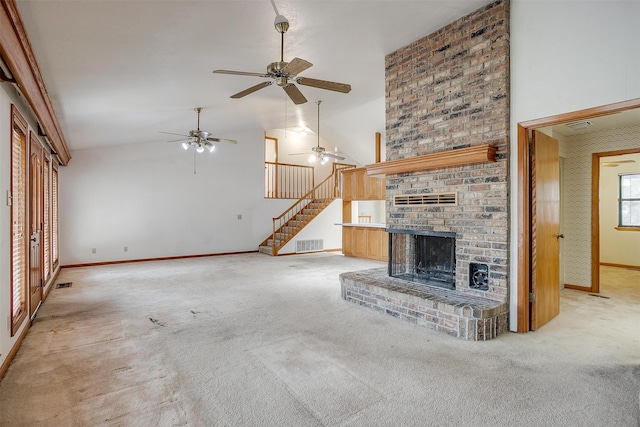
213,13,351,105
160,107,237,155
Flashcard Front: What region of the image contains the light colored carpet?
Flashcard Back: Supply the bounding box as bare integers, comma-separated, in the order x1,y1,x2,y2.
0,254,638,426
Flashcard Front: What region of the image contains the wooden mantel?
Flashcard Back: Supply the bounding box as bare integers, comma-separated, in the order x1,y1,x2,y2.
365,143,496,176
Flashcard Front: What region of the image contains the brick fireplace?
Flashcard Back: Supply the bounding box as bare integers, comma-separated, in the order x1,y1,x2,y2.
340,0,510,340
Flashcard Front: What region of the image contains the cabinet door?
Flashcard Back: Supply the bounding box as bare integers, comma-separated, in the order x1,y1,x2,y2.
342,226,354,256
375,176,386,200
366,228,381,259
353,227,368,258
341,170,355,201
355,169,366,200
366,228,388,261
380,230,389,261
365,175,385,200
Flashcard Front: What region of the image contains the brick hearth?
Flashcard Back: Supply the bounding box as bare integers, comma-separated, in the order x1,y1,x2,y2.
340,269,508,341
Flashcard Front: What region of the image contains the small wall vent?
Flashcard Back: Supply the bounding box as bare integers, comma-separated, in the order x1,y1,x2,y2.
296,239,324,253
394,192,457,207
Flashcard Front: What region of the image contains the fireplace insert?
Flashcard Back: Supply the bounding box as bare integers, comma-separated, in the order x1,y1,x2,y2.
387,229,456,290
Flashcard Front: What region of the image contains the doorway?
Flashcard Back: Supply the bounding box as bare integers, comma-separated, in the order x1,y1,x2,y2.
516,98,640,332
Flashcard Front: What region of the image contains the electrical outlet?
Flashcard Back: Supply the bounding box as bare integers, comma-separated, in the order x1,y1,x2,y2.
124,246,128,252
91,248,96,254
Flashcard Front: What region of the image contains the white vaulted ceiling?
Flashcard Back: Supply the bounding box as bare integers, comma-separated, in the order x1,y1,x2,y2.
15,0,490,162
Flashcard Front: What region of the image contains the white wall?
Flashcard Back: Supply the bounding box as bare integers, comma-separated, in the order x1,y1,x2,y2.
509,0,640,329
599,153,640,267
60,130,291,265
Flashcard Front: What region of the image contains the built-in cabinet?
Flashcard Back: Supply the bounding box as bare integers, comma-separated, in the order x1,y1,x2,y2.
341,168,385,201
340,168,387,261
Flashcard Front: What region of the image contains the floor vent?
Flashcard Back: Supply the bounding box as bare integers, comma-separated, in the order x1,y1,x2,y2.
296,239,324,253
55,282,72,289
394,192,457,207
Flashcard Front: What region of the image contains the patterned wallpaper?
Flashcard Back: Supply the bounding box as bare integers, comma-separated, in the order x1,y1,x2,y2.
563,125,640,287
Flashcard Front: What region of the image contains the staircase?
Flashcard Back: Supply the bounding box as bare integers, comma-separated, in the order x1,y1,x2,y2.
259,163,355,256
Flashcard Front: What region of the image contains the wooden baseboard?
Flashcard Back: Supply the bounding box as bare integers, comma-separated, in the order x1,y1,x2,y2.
564,283,592,292
61,250,259,269
0,320,30,382
600,262,640,270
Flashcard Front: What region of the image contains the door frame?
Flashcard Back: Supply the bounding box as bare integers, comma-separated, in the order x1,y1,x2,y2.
516,97,640,333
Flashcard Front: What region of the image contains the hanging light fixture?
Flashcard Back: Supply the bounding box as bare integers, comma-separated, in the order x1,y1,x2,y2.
309,100,327,165
306,100,345,165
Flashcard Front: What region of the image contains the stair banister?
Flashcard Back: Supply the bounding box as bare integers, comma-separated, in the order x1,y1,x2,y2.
261,164,355,256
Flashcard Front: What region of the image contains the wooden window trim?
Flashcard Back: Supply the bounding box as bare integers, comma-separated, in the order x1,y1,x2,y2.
43,154,51,281
10,105,28,336
618,173,640,228
51,162,59,269
615,226,640,232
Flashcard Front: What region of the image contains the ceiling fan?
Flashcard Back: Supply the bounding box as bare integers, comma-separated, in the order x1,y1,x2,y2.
212,14,351,105
160,107,237,153
294,100,345,165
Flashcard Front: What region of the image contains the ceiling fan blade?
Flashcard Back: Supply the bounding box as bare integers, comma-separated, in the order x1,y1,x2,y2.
166,138,191,143
283,84,307,105
159,131,190,137
296,77,351,94
231,81,273,99
281,57,313,76
206,137,238,144
323,152,345,160
213,69,270,78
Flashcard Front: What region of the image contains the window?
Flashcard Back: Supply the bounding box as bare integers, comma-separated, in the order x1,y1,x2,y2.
10,106,28,335
43,156,51,281
52,163,59,268
619,173,640,228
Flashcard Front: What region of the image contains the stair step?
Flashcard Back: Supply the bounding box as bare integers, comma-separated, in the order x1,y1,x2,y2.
258,245,274,255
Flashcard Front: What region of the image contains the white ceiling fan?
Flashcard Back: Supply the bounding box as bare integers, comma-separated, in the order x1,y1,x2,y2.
160,107,237,153
212,13,351,105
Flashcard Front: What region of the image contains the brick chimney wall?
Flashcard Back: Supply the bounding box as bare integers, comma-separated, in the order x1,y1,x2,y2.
384,0,510,302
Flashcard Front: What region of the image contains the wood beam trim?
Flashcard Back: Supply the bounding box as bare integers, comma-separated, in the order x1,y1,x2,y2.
519,98,640,129
0,0,71,165
365,143,496,176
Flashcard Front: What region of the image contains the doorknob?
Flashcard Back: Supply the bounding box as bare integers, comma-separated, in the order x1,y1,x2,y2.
556,233,565,239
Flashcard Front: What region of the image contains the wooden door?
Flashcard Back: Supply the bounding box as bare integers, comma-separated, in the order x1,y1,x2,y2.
29,135,43,318
531,130,560,330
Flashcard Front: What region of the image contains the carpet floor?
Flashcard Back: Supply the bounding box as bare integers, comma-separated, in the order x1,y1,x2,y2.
0,253,638,426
